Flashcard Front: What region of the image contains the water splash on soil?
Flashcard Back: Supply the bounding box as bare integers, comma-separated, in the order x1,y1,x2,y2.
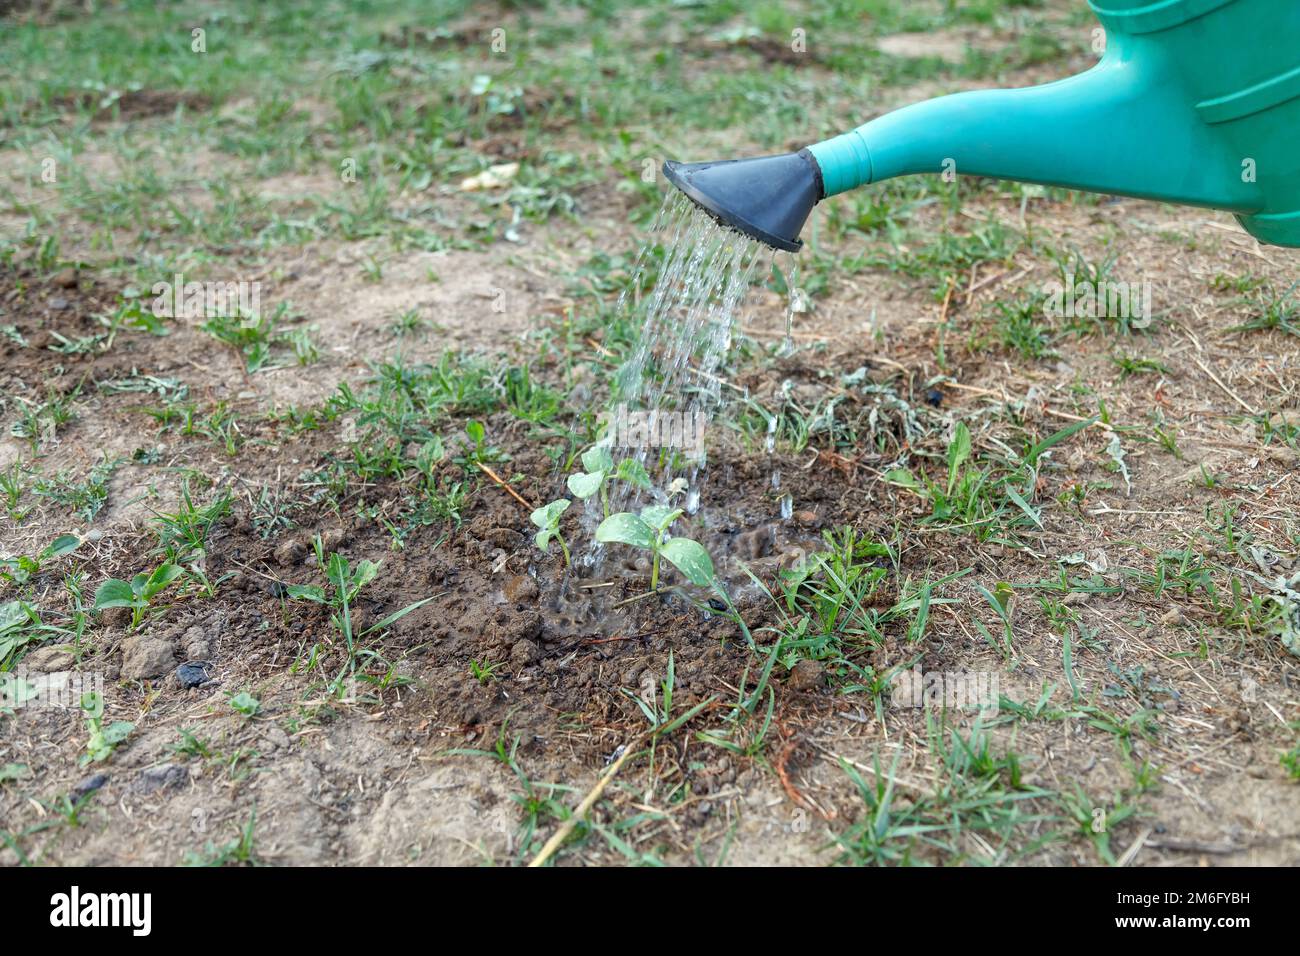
601,190,763,513
578,190,819,584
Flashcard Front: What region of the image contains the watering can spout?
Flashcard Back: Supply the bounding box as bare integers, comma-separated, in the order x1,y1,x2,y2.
662,152,822,252
807,60,1260,213
666,0,1300,251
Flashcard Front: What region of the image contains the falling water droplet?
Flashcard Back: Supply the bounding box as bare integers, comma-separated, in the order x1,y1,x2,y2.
779,494,794,521
585,189,764,561
770,470,781,490
781,260,800,357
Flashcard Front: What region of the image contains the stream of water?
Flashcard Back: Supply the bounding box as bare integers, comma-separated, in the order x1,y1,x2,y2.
581,189,800,567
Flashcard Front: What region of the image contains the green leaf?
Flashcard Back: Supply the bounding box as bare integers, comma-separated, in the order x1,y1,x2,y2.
101,720,134,746
466,420,486,446
93,579,136,610
1005,486,1043,528
359,596,437,638
419,435,445,464
530,498,570,530
229,692,260,717
989,581,1015,616
660,537,715,587
325,552,350,591
595,512,654,550
581,445,614,475
0,556,36,585
947,421,971,494
654,693,718,738
615,459,651,489
0,601,33,633
0,763,28,784
285,583,327,603
639,505,682,532
140,562,184,599
883,468,921,491
566,471,605,499
1026,416,1097,465
41,534,81,561
85,720,134,763
534,528,555,551
350,559,381,596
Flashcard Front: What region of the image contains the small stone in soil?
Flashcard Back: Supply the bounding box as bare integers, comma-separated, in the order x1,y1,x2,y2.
788,658,826,691
274,537,307,566
503,574,539,603
121,636,178,680
176,661,214,689
511,639,540,666
131,763,188,795
23,646,76,672
181,625,211,660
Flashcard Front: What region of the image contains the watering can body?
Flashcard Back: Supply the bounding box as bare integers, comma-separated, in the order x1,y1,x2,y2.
667,0,1300,250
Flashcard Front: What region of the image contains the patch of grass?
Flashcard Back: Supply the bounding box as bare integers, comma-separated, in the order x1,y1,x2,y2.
285,535,434,700
183,811,263,867
836,716,1058,865
1232,281,1300,336
9,386,79,452
31,456,124,522
885,415,1097,543
202,302,316,372
450,718,578,864
989,292,1054,360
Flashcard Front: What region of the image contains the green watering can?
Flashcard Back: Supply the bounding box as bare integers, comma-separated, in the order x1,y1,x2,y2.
665,0,1300,251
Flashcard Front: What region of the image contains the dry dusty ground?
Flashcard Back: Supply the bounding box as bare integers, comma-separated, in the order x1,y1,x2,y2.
0,0,1297,866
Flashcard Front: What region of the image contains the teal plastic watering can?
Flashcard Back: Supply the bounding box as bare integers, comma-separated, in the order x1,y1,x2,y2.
665,0,1300,251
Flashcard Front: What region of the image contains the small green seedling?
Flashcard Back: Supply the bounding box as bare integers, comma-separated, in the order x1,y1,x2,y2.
286,536,434,695
470,659,500,684
567,445,614,517
596,505,714,591
0,534,80,586
0,599,53,666
80,692,133,765
183,810,262,867
152,482,235,598
229,692,261,718
457,420,503,467
172,728,213,759
530,499,572,566
93,561,185,630
567,445,652,518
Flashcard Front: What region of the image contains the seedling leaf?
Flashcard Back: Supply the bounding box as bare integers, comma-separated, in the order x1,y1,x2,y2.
567,471,605,499
661,537,715,587
581,445,614,474
640,505,681,531
596,512,654,550
93,579,135,609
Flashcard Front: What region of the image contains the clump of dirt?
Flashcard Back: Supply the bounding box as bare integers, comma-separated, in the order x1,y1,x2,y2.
0,266,124,388
736,36,822,67
52,88,213,122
